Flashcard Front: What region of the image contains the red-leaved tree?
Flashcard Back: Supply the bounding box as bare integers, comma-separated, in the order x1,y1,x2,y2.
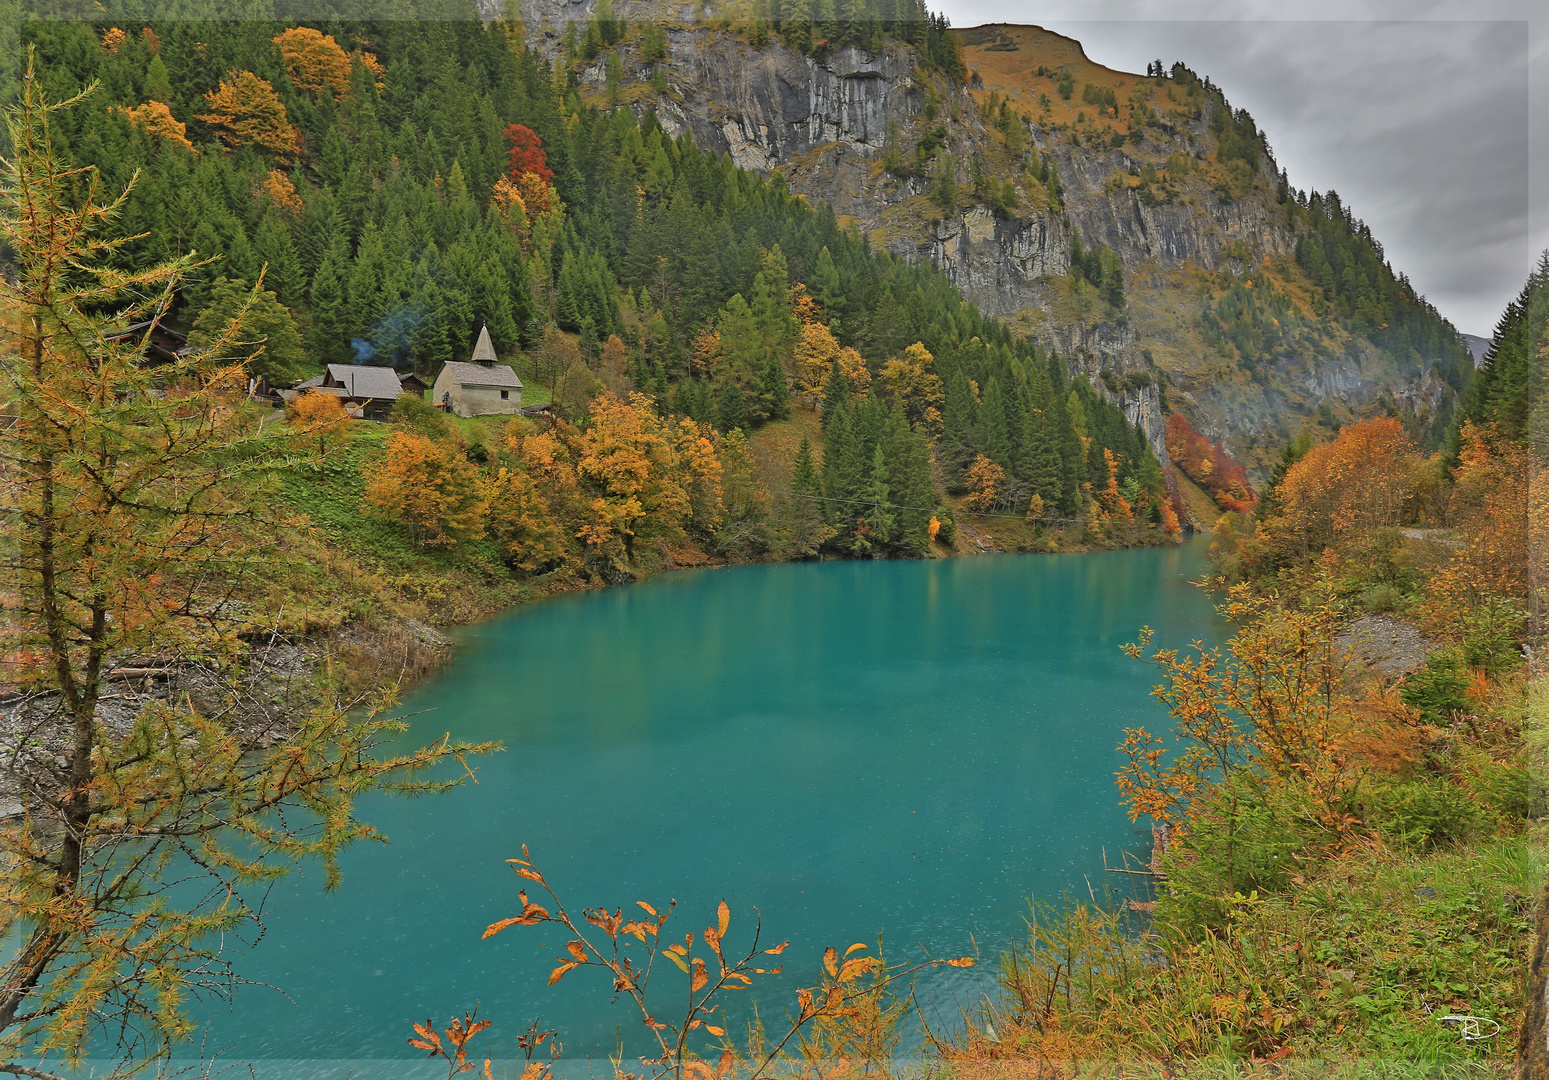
504,123,554,184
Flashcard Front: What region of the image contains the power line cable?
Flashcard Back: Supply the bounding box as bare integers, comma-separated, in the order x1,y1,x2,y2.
770,488,1085,524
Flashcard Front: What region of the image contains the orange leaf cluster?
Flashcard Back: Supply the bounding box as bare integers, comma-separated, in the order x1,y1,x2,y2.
259,168,303,214
101,27,126,53
273,27,352,100
408,1011,493,1077
198,71,300,160
119,101,195,154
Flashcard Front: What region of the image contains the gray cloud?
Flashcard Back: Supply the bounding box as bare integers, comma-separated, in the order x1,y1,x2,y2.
935,2,1541,337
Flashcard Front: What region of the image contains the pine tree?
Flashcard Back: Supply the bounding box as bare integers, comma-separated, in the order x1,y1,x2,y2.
1017,382,1064,516
782,436,833,557
812,245,842,317
884,405,935,554
821,356,850,430
761,351,790,420
977,376,1012,467
717,379,750,433
853,444,894,555
254,211,305,308
307,236,350,366
822,400,859,525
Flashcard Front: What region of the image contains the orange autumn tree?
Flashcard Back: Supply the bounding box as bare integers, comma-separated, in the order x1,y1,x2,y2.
793,319,840,399
0,57,490,1073
691,327,723,377
878,341,944,433
119,101,194,153
1091,446,1134,527
962,454,1005,513
1257,417,1425,565
272,27,353,101
573,393,724,572
286,388,351,453
260,168,304,215
198,71,299,160
1423,421,1530,633
363,430,488,548
486,466,574,575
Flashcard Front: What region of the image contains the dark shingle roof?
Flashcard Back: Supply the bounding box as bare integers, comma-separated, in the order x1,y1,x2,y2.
441,361,523,389
325,364,404,400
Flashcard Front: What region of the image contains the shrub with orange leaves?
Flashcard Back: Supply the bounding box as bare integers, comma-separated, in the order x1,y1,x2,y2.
119,101,195,154
272,27,352,101
362,430,488,548
198,71,300,160
1117,586,1357,834
101,27,126,53
431,847,972,1080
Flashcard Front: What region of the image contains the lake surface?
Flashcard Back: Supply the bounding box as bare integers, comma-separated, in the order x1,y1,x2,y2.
183,542,1223,1076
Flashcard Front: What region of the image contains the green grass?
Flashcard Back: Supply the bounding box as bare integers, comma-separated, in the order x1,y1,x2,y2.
272,424,524,625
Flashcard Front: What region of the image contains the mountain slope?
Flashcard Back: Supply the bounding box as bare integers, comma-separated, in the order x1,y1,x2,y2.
523,5,1470,476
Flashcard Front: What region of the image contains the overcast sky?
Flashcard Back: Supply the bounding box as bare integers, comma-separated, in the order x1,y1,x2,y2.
932,0,1542,339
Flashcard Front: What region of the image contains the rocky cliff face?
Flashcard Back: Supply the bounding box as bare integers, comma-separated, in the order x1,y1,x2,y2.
514,3,1454,474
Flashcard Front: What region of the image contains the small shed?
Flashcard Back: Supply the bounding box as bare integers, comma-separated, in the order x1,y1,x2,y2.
290,364,405,421
431,326,524,417
399,370,429,396
106,320,190,367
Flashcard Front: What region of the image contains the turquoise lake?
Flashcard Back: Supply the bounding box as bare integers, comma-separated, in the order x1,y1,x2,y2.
181,541,1223,1076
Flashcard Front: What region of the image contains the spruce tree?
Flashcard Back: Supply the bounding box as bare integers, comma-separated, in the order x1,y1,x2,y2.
977,376,1012,467
717,380,750,433
761,351,790,420
255,211,305,309
821,356,850,429
854,444,894,555
885,405,935,554
307,237,350,367
784,436,833,557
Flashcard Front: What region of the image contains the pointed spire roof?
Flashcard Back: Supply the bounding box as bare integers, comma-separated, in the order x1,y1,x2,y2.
471,324,496,365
